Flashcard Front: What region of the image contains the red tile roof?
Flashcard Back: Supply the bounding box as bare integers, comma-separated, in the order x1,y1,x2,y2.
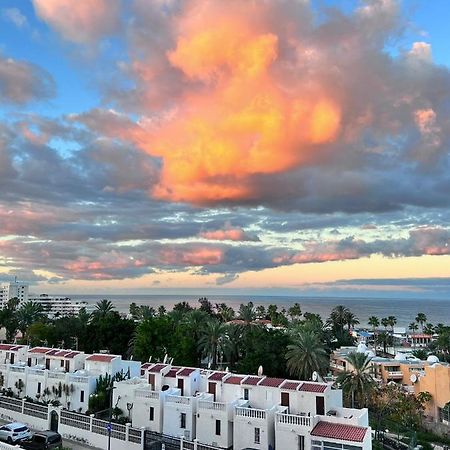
177,368,196,377
259,377,285,387
141,363,153,370
242,376,263,386
224,375,244,385
281,381,302,390
46,349,60,356
148,363,168,373
311,421,368,442
299,382,327,393
64,351,81,359
29,347,52,354
0,344,24,351
208,372,228,381
85,354,117,363
165,368,180,378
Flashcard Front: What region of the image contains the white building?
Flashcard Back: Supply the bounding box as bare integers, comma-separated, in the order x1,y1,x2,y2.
28,294,91,318
0,280,29,306
114,363,372,450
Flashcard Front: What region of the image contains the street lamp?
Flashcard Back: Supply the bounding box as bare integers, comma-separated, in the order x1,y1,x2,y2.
106,387,117,450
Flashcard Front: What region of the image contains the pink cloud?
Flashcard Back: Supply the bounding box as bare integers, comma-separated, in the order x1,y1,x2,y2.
160,247,224,266
199,227,256,242
32,0,120,43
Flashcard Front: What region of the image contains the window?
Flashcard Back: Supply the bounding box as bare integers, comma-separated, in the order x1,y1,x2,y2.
254,427,260,444
150,407,154,421
299,435,305,450
80,390,85,403
60,360,65,367
215,420,221,436
37,382,41,394
243,388,249,400
180,413,186,429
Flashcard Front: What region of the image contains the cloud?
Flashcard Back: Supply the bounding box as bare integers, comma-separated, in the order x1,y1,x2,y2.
216,273,239,286
199,225,259,242
2,8,28,28
32,0,120,43
0,54,55,104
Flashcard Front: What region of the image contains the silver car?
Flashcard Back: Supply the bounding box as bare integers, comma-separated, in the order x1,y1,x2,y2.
0,422,32,444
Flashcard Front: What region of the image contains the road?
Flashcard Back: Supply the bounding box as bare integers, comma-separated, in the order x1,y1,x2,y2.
0,418,101,450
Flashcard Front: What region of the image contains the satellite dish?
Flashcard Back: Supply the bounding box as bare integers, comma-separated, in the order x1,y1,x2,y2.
410,374,418,384
258,365,263,376
163,354,168,364
312,371,319,382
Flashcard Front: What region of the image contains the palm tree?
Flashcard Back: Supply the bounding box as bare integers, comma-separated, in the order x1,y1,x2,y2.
328,305,351,333
238,302,256,324
387,316,397,334
256,305,266,320
423,323,434,336
184,309,209,364
409,322,419,348
223,324,243,369
415,313,427,333
17,301,45,338
381,317,389,330
286,330,329,380
336,351,374,408
368,316,379,332
92,299,114,319
215,304,235,322
198,320,226,369
288,303,302,321
344,311,360,330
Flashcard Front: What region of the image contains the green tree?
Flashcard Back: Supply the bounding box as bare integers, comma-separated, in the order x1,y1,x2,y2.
368,316,379,332
92,299,115,319
238,302,256,324
255,305,266,319
409,322,419,348
336,352,374,408
0,298,20,341
415,313,427,333
328,305,350,334
198,320,226,369
286,329,328,380
387,316,397,333
17,301,46,339
381,317,389,330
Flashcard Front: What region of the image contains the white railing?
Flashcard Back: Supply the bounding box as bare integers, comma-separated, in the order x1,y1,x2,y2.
276,412,311,427
48,372,66,380
9,366,25,373
330,362,345,370
198,400,226,412
236,406,266,420
135,389,159,400
166,395,191,406
28,368,45,376
69,375,89,383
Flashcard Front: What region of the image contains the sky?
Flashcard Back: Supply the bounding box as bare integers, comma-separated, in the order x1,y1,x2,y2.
1,0,450,298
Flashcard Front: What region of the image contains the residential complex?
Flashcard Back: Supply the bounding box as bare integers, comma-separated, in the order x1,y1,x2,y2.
0,342,372,450
28,294,92,318
0,280,29,306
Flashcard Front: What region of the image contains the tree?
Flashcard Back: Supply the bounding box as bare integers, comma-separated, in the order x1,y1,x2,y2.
223,324,243,369
183,309,210,365
344,311,360,331
409,322,419,347
215,303,235,322
198,320,226,369
423,323,434,336
368,316,379,332
198,297,214,316
255,305,266,320
336,352,374,408
92,299,115,319
415,313,427,333
286,330,328,380
381,317,389,330
387,316,397,333
17,301,46,339
238,302,256,324
328,305,351,334
0,297,20,341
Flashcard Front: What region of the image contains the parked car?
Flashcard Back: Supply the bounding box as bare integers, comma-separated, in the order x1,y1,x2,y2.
0,422,31,444
20,431,62,449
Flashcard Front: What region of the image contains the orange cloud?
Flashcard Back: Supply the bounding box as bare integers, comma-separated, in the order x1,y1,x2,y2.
199,228,248,242
126,4,342,205
160,247,223,266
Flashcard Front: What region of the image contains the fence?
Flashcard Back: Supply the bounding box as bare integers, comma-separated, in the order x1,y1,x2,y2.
143,430,230,450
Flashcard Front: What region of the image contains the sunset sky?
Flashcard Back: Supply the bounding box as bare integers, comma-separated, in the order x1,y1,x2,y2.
1,0,450,297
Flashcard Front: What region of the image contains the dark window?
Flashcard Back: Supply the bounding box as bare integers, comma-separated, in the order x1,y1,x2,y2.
281,392,290,407
254,427,260,444
60,360,64,367
80,390,85,402
299,435,305,450
243,388,249,400
37,382,41,394
27,357,31,367
150,407,154,421
215,420,221,436
148,373,155,390
177,378,184,396
180,413,186,429
316,396,325,415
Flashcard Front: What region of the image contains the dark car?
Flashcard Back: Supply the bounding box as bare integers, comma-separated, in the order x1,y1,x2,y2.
20,431,62,449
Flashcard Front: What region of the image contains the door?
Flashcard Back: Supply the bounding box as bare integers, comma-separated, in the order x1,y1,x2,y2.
316,396,325,415
50,411,59,432
208,382,216,401
148,373,155,390
177,378,184,396
10,353,14,364
65,360,70,372
281,392,290,409
45,359,50,370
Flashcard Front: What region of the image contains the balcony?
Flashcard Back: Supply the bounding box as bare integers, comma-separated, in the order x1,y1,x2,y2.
330,362,346,371
135,389,160,400
9,366,25,373
235,406,266,420
69,375,89,384
28,368,45,376
166,395,191,406
276,412,311,427
47,372,66,380
386,370,403,379
198,400,226,412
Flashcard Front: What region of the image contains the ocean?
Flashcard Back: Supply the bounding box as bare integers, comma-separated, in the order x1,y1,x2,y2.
68,294,450,327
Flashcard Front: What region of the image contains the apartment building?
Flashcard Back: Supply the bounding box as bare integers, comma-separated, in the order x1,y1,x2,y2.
28,294,91,318
0,280,29,306
114,363,372,450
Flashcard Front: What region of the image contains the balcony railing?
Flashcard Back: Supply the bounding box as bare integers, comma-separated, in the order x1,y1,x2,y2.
198,400,226,412
386,371,403,378
276,412,311,427
135,389,160,400
236,406,266,420
69,375,89,383
166,395,191,406
9,366,25,373
47,372,66,380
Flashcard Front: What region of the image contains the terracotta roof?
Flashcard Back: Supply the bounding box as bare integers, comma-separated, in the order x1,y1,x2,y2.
208,372,228,381
311,421,368,442
259,377,285,387
85,354,117,363
29,347,52,354
299,382,327,393
242,376,263,386
165,368,180,378
177,368,196,377
64,351,81,359
46,349,60,356
141,363,153,370
224,375,245,385
281,381,302,390
148,363,168,373
0,344,24,351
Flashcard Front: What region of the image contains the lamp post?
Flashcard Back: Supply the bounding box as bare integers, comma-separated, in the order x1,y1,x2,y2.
106,386,117,450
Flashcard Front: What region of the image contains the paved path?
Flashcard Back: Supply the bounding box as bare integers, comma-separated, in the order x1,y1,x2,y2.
0,418,101,450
